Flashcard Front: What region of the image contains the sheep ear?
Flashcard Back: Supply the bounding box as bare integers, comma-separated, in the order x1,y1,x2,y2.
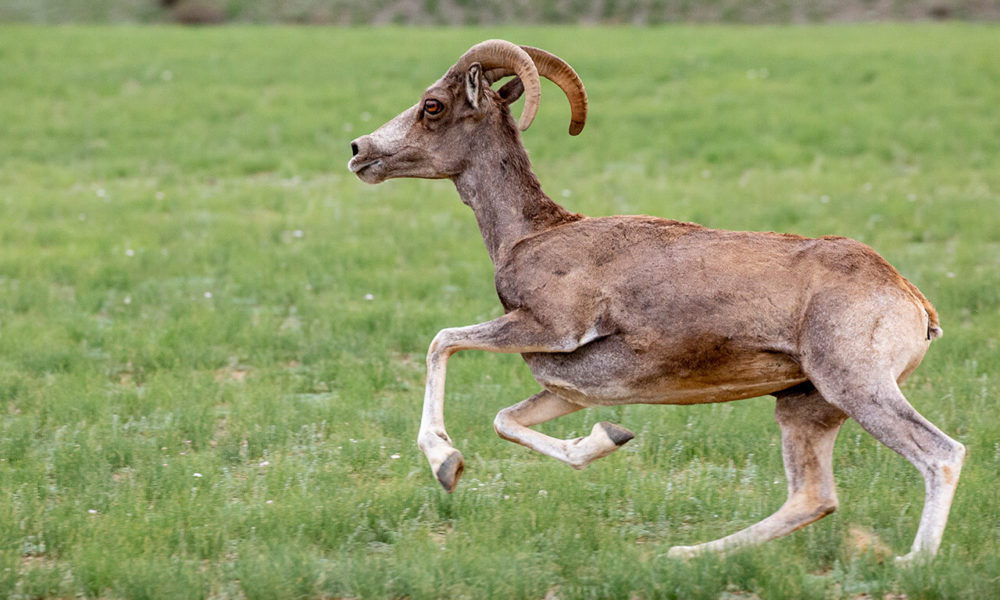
465,63,483,109
497,77,524,106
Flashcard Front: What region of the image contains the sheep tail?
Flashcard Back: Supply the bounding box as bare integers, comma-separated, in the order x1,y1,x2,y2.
902,276,943,340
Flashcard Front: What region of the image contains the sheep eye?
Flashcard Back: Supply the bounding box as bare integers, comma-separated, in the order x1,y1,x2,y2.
424,99,444,116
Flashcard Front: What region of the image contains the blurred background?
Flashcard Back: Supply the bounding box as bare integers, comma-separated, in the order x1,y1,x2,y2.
2,0,998,25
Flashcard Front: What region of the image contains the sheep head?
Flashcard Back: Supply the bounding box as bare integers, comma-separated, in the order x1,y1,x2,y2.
348,39,587,184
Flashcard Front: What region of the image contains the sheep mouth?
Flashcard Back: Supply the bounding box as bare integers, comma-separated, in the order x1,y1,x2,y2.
348,157,382,175
348,156,387,183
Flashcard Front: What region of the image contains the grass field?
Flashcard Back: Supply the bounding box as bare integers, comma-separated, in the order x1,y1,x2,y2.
1,25,999,599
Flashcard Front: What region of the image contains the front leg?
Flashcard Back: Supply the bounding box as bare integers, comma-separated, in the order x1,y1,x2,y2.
494,390,634,469
419,309,582,492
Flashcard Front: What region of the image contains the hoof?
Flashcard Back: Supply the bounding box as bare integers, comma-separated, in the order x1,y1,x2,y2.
598,422,635,447
894,552,931,567
667,545,697,560
435,449,465,493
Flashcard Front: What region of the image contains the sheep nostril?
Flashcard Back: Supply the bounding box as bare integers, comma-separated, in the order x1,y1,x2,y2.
351,142,359,157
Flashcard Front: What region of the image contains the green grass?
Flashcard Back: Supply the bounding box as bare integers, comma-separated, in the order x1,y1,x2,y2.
0,24,998,599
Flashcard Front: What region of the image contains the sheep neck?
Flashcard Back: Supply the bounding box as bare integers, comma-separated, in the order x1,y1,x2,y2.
453,143,580,267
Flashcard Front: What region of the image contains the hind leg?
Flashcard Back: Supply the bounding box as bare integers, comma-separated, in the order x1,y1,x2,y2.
810,374,965,563
494,390,634,469
797,286,965,561
669,384,848,558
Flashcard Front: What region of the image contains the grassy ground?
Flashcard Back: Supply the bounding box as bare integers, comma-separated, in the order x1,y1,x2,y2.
0,25,998,599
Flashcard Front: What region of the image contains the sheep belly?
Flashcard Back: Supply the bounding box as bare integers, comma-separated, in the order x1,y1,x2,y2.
522,334,807,407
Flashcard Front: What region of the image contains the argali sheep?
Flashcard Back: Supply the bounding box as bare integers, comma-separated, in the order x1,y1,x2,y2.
347,39,965,562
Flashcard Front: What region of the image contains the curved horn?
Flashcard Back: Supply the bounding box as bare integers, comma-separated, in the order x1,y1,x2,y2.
485,46,588,136
520,46,588,136
454,39,540,132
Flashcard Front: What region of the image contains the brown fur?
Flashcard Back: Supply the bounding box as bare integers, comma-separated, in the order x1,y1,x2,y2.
348,41,965,562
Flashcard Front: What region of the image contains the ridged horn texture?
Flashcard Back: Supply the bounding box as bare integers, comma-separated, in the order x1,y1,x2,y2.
485,45,588,136
453,39,540,132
